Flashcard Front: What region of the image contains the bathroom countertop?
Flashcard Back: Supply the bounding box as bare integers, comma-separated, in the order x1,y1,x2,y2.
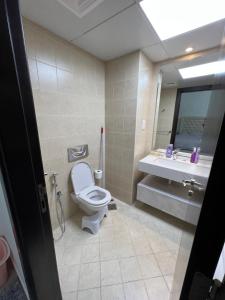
138,153,211,186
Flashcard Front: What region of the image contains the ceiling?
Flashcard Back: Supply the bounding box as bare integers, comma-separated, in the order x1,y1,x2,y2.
20,0,225,62
160,47,225,88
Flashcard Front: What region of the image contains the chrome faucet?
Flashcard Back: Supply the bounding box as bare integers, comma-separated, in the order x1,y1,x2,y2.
172,148,180,160
182,178,204,196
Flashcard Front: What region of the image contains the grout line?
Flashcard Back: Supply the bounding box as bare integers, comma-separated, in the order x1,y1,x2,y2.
70,3,137,42
163,274,172,292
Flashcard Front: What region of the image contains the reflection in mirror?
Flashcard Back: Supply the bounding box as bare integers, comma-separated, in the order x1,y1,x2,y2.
172,87,225,154
154,49,225,156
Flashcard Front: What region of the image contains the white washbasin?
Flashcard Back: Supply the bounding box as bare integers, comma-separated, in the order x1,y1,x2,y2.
138,155,211,186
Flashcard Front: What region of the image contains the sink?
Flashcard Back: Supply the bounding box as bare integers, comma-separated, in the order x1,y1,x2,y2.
154,158,188,170
138,155,211,186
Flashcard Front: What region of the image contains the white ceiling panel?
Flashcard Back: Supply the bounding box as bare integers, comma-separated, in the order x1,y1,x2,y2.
142,43,169,62
72,4,160,60
20,0,135,41
163,20,225,59
20,0,225,62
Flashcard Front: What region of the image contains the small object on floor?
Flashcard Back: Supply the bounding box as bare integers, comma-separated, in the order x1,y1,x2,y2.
0,270,27,300
82,205,108,234
108,199,117,210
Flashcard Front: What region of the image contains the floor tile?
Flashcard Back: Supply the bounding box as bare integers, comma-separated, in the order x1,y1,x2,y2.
155,251,177,275
145,277,170,300
114,231,131,243
63,245,82,265
100,242,118,261
116,241,135,259
123,281,148,300
54,199,193,300
80,230,100,245
63,292,77,300
77,288,101,300
78,262,100,290
101,284,125,300
55,245,65,267
101,260,122,286
164,274,174,291
63,233,84,248
120,257,142,282
129,228,146,241
102,214,113,226
148,234,169,253
81,243,100,263
59,264,80,293
100,226,115,242
137,254,161,279
132,238,152,256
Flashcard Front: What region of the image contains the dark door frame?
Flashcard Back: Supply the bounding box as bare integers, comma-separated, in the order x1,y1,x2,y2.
0,0,61,299
170,84,225,150
180,114,225,299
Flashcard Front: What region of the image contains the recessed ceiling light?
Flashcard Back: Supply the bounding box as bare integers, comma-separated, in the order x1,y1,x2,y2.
179,60,225,79
185,47,193,53
140,0,225,40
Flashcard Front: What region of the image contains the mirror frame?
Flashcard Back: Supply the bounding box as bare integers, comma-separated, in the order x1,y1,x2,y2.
170,84,225,152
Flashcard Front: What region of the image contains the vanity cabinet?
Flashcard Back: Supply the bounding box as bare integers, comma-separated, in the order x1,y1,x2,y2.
137,175,203,225
137,154,210,225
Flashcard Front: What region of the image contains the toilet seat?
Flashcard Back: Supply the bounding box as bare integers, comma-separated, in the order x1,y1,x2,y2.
71,162,111,234
71,162,111,208
79,186,111,207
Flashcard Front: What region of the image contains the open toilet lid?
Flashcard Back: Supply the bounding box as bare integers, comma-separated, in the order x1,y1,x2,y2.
71,162,94,195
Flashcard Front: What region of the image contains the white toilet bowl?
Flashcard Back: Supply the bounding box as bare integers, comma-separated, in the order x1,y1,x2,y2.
71,162,111,234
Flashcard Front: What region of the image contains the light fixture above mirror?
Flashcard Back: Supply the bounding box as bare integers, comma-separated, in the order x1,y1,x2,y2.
179,60,225,79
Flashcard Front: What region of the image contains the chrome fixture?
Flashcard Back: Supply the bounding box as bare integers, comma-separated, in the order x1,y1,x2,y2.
51,172,58,186
51,172,65,240
172,148,180,160
183,178,204,196
68,144,89,162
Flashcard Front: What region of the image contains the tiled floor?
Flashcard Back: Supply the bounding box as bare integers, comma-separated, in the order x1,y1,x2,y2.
54,199,193,300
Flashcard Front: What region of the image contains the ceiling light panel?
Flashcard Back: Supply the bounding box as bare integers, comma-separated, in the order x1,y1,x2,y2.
179,60,225,79
140,0,225,40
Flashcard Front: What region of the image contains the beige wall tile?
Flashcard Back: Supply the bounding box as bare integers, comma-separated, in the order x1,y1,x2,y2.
37,62,58,92
132,52,158,201
57,69,75,93
24,17,158,222
28,58,39,90
106,51,158,204
23,18,105,229
105,52,140,204
36,34,57,66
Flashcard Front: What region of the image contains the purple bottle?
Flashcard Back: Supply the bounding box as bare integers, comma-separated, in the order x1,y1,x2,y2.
166,144,173,158
190,147,197,163
195,147,200,164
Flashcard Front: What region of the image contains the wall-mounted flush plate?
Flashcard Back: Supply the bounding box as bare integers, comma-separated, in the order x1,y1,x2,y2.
67,144,89,162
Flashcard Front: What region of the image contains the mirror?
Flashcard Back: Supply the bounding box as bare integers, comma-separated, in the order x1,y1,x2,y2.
153,49,225,155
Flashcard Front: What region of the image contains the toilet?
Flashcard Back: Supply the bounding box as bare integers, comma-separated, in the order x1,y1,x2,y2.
71,162,111,234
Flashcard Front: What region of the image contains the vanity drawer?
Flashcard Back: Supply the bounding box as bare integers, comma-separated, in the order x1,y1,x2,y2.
137,175,203,225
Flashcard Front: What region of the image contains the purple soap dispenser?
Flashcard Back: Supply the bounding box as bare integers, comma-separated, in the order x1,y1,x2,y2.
190,147,197,163
195,147,200,164
166,144,173,158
